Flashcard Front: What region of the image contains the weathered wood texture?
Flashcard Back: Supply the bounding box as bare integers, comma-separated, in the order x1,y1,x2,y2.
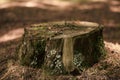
17,21,105,75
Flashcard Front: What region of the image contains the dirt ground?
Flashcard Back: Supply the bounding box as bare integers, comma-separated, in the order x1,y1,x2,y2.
0,0,120,80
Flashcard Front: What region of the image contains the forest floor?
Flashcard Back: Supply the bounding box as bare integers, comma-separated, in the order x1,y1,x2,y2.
0,0,120,80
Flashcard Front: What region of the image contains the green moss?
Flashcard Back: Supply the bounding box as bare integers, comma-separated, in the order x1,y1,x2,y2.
18,21,105,75
19,36,46,68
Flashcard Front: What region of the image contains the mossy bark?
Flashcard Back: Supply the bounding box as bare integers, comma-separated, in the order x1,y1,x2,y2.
17,21,105,75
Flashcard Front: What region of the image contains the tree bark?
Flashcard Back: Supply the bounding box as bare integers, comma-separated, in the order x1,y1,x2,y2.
17,21,105,75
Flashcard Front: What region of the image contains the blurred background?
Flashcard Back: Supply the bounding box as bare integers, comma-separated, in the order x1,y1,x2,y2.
0,0,120,79
0,0,120,43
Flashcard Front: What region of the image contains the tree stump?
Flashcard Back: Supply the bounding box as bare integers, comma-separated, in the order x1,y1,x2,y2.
17,21,105,75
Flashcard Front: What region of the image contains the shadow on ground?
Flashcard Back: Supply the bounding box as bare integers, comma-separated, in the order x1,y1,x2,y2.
0,0,120,79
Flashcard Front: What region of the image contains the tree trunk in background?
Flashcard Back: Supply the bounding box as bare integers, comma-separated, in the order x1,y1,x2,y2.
17,21,105,75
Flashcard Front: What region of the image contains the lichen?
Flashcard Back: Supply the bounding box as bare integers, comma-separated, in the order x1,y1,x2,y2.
73,52,84,70
18,21,105,76
44,50,66,75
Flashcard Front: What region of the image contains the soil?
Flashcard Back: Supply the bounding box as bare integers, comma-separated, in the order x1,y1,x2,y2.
0,0,120,80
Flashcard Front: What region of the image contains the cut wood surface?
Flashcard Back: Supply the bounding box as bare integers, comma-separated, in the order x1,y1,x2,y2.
17,21,105,75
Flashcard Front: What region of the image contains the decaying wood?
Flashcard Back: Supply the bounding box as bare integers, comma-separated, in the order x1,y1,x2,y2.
63,37,74,72
17,21,105,75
